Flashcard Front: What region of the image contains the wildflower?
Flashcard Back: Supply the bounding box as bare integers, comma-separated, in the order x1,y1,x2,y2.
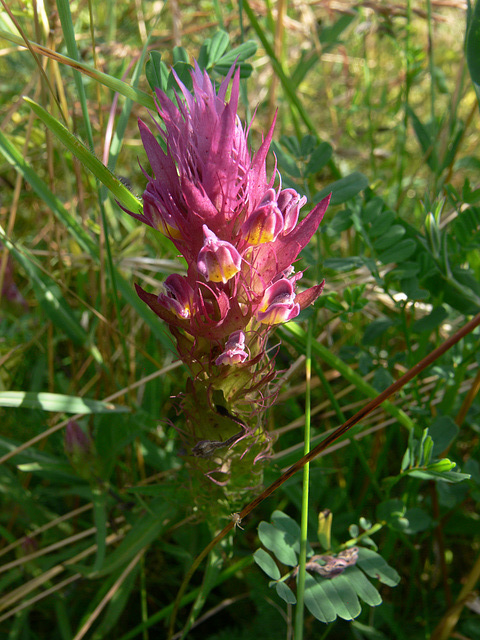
126,61,330,496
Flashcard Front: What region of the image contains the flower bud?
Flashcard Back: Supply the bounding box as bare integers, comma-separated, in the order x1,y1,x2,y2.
159,274,194,319
241,189,283,245
215,330,248,366
256,278,300,325
197,225,242,283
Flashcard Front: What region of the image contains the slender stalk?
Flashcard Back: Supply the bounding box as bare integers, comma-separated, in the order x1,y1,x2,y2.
294,320,313,638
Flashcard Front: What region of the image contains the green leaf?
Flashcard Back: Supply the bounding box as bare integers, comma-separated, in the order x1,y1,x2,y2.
258,521,298,567
362,318,395,344
356,548,400,587
25,98,142,213
275,581,297,604
0,391,128,414
372,225,406,251
305,142,333,175
406,106,439,171
303,573,337,623
403,508,433,534
412,306,448,334
376,499,408,531
466,0,480,85
86,503,174,578
377,239,417,264
314,172,369,206
206,30,230,66
346,565,382,607
146,51,169,91
253,549,281,580
429,416,459,456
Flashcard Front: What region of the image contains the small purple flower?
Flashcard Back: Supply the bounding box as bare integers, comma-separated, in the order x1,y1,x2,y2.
65,420,93,458
159,274,194,319
197,225,242,283
256,278,300,325
215,330,248,366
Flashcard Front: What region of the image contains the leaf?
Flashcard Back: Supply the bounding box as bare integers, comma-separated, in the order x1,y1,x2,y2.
406,106,439,171
275,581,297,604
86,503,174,578
403,508,433,534
146,51,169,91
356,548,400,587
362,318,395,344
346,566,382,606
25,98,142,213
303,573,337,623
253,549,281,580
376,499,408,532
258,521,298,567
206,31,230,66
314,172,369,206
377,239,417,264
0,391,128,414
466,0,480,85
372,225,406,250
429,416,459,456
305,142,333,175
412,306,448,334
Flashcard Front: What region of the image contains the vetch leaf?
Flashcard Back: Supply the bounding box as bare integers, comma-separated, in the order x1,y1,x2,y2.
315,172,369,206
275,581,297,604
253,549,280,580
356,547,400,587
466,0,480,85
346,565,382,607
377,239,417,264
429,416,459,456
303,573,337,623
258,521,298,566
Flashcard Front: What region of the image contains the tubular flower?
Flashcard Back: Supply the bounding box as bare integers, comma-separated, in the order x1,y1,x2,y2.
197,225,242,283
241,189,284,245
256,278,300,325
215,330,249,366
159,274,194,319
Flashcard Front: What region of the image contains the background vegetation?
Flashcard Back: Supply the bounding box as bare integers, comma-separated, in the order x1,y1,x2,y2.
1,1,480,638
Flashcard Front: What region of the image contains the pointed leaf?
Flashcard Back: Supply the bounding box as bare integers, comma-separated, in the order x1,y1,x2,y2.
275,581,297,604
346,565,382,606
356,548,400,587
258,522,298,566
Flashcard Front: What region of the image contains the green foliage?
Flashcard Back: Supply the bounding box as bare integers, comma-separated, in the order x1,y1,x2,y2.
254,511,399,624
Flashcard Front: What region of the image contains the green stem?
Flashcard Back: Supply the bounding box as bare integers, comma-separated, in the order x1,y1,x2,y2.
294,320,313,638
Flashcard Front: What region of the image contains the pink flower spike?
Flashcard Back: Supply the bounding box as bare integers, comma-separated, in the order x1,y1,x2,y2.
241,189,283,245
159,274,194,319
256,278,300,325
215,330,248,366
197,225,242,283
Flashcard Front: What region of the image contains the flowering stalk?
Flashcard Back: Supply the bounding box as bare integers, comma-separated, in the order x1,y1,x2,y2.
125,63,329,502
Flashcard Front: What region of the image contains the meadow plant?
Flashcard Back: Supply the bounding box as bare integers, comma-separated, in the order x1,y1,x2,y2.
125,63,330,496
